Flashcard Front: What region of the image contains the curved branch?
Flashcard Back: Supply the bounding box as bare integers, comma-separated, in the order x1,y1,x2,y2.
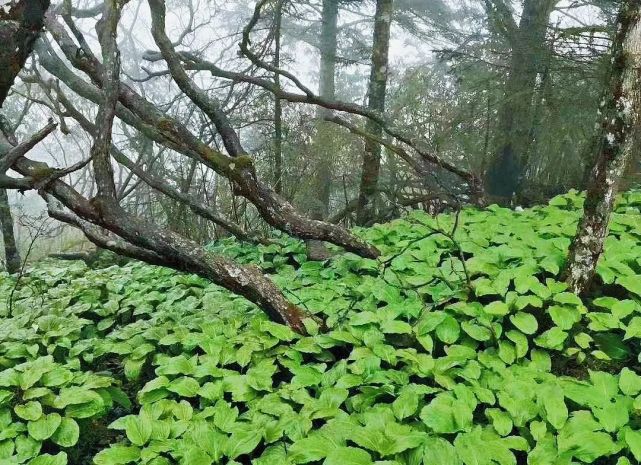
147,0,245,156
240,0,317,98
46,195,169,266
142,46,479,190
55,86,257,242
43,11,380,258
0,120,57,172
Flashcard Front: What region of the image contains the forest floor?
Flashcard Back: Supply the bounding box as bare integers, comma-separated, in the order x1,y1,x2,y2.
1,190,641,464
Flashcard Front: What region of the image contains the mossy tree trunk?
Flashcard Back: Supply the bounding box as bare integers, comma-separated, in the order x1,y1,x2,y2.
273,0,284,195
306,0,339,261
0,188,20,274
356,0,393,225
563,0,641,295
312,0,339,220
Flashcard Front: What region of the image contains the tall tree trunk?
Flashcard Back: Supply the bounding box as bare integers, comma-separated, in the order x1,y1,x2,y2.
0,0,48,275
0,189,20,274
312,0,338,219
305,0,339,261
356,0,393,225
484,0,556,203
273,0,284,195
563,0,641,295
0,0,50,105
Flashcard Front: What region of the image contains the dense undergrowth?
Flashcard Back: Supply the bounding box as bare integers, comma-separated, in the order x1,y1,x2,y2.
2,190,641,464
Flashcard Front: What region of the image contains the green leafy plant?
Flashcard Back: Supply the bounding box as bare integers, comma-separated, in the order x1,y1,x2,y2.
2,190,641,464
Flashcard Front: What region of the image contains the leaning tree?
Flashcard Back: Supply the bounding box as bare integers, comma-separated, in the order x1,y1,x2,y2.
0,0,481,331
563,0,641,295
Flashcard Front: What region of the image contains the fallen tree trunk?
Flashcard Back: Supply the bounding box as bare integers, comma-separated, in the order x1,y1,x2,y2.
41,11,379,259
0,0,309,332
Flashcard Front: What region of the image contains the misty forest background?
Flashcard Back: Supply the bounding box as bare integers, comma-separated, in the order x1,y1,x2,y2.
0,0,632,261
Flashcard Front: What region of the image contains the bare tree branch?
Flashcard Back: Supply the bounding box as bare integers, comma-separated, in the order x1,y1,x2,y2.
0,121,57,173
43,10,380,258
55,87,258,242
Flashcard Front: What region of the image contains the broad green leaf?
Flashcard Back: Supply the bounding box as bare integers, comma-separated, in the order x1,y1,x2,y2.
254,444,288,465
557,430,618,462
625,316,641,339
246,360,276,392
509,313,538,335
260,321,296,341
461,321,492,341
453,428,516,465
625,428,641,461
0,438,13,458
422,437,460,465
486,409,513,437
167,377,200,397
124,412,154,446
28,413,62,441
593,332,630,360
420,394,472,434
155,355,197,376
225,427,262,459
15,434,40,462
620,368,641,396
435,316,460,344
380,320,412,334
93,446,141,465
506,330,528,358
51,418,79,447
593,397,629,432
484,301,509,317
288,436,332,463
28,452,67,465
549,305,581,330
323,447,372,465
538,384,568,430
590,371,619,400
618,276,641,298
14,402,42,421
392,386,419,420
534,327,568,350
180,448,211,465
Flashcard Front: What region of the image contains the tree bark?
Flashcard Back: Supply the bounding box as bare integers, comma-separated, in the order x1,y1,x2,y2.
563,0,641,295
356,0,393,225
0,0,49,273
484,0,557,202
0,0,50,106
0,0,314,334
88,0,308,331
313,0,339,219
0,189,20,273
0,0,311,332
54,89,255,242
305,0,339,260
273,0,284,195
44,6,379,259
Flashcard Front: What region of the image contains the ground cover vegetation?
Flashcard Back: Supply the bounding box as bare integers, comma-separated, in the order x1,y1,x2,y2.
2,191,641,465
2,0,641,464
